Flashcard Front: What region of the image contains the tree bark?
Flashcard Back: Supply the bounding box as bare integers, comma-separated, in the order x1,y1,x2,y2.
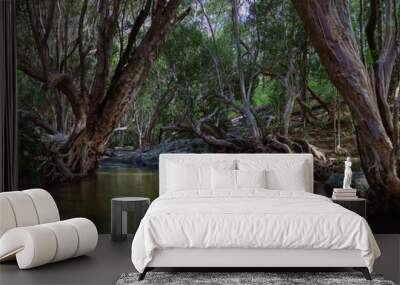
280,54,300,137
282,86,297,137
292,0,400,200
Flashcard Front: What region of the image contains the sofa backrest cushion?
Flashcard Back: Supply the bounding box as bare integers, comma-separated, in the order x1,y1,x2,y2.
0,195,17,237
0,189,60,238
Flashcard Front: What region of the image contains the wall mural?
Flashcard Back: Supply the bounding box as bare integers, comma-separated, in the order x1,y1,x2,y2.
16,0,400,233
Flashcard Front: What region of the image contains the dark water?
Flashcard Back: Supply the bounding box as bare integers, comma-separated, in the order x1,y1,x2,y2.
48,167,159,233
46,161,399,234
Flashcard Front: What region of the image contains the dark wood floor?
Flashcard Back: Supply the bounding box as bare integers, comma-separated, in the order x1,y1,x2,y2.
1,234,399,285
0,235,133,285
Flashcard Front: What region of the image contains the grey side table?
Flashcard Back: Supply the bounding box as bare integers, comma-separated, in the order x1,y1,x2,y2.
331,197,367,219
111,197,150,242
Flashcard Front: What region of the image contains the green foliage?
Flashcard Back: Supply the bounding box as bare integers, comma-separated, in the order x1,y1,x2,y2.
17,71,58,185
18,118,47,188
17,0,373,160
308,78,335,104
252,80,278,106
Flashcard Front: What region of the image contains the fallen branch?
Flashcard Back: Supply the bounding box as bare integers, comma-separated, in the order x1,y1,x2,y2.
307,86,331,115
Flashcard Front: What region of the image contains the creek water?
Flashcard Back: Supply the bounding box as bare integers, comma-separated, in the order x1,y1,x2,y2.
48,167,159,233
46,157,365,234
45,162,399,234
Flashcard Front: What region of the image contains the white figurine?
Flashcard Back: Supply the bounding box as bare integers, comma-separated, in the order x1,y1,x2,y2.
343,157,352,189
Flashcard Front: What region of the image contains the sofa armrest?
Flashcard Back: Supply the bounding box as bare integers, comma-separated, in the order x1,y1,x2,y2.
0,218,98,269
0,225,57,268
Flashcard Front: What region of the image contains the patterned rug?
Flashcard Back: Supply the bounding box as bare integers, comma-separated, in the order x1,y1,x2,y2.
116,272,396,285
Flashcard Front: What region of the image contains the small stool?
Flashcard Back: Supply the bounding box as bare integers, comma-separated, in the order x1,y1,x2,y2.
111,197,150,242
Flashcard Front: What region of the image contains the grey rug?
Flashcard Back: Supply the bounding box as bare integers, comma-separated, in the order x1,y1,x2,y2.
116,272,396,285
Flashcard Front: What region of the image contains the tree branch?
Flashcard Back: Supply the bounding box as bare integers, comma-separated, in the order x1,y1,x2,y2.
231,0,248,103
98,0,186,134
22,111,58,135
89,0,123,108
366,0,379,60
18,61,85,124
191,108,240,149
307,86,331,115
41,0,56,46
114,0,152,78
78,0,89,96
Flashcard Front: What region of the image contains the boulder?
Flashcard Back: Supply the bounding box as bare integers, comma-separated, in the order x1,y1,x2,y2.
130,138,210,169
100,139,210,169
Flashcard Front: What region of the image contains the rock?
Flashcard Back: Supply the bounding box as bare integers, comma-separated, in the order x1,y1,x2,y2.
98,155,134,169
104,148,115,157
45,133,68,144
100,138,210,169
113,146,135,151
130,138,210,169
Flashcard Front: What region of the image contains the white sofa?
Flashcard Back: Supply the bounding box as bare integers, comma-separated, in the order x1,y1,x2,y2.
0,189,98,269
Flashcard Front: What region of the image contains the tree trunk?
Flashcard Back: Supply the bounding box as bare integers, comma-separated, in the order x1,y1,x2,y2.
231,0,264,149
292,0,400,201
43,130,97,179
19,0,189,181
282,88,296,138
280,53,299,138
299,42,309,125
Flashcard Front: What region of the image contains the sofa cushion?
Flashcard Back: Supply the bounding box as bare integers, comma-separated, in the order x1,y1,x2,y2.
0,196,17,237
1,191,39,227
24,189,60,224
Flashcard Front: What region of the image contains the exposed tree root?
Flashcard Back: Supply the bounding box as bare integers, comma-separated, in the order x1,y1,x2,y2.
162,120,333,181
39,131,100,182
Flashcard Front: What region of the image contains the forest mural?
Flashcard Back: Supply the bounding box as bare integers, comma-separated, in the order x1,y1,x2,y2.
16,0,399,233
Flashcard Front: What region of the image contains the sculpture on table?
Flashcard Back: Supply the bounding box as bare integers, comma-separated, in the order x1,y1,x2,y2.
343,157,353,189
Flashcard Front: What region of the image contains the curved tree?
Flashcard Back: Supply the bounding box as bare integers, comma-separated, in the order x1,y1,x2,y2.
292,0,400,201
17,0,189,180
